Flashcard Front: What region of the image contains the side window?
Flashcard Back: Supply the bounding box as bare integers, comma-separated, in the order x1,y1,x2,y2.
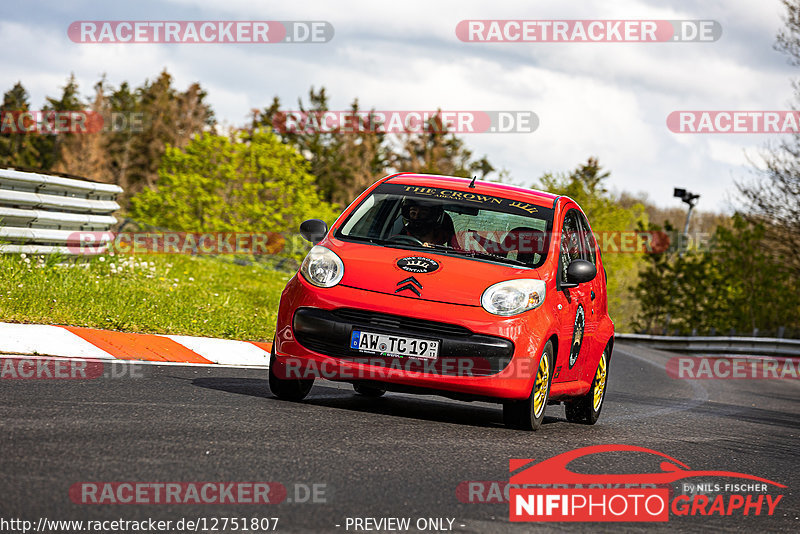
559,209,584,283
576,212,597,265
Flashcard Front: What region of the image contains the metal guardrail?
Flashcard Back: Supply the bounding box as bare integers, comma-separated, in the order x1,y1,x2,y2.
0,168,122,254
615,333,800,357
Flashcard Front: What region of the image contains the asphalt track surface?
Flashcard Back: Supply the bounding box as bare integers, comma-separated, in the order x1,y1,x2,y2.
1,342,798,533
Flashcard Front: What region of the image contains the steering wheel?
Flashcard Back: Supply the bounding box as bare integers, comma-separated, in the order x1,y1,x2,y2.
388,234,425,246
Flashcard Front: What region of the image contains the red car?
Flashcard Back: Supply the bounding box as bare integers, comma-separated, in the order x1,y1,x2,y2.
269,173,614,430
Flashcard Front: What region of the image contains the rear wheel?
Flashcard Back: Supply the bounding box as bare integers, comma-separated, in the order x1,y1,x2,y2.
353,383,386,397
503,341,553,431
565,346,609,424
268,343,314,401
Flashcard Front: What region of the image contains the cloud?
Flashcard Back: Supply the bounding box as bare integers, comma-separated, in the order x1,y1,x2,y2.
0,0,797,211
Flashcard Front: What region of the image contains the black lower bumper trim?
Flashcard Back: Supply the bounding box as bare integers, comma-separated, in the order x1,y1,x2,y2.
292,307,514,377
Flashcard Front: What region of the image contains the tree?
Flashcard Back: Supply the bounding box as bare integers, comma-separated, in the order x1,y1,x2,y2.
632,221,677,333
123,70,214,197
388,112,494,179
712,215,800,335
738,0,800,275
53,79,113,182
634,215,800,336
105,81,142,194
129,130,338,260
36,74,85,169
257,87,389,206
1,70,214,203
256,87,495,206
535,158,648,331
0,82,42,167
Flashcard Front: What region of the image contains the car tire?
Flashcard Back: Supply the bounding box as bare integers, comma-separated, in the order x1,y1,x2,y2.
565,345,609,425
503,341,554,431
353,383,386,397
268,344,314,401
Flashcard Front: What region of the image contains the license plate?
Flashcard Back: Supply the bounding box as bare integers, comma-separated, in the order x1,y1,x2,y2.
350,330,439,360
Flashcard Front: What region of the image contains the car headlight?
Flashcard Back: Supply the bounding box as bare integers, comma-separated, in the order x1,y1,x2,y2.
300,245,345,288
481,279,546,316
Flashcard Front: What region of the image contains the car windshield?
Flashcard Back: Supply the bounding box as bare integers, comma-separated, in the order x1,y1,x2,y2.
336,182,554,268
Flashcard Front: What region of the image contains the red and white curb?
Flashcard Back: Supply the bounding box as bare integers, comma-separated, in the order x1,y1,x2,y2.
0,322,272,369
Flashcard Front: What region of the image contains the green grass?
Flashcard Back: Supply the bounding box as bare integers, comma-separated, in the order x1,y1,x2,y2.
0,253,293,341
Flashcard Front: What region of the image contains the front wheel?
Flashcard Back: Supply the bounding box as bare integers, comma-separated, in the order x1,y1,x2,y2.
503,341,553,431
268,351,314,401
565,346,609,425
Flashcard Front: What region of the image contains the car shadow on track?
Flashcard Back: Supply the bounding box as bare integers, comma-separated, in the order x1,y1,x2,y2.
191,377,562,430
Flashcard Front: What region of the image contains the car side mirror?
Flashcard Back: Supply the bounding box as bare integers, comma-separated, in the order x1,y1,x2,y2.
561,259,597,289
299,219,328,244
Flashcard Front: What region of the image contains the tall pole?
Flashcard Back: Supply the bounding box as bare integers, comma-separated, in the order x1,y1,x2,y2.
679,199,696,258
664,188,700,333
673,188,700,258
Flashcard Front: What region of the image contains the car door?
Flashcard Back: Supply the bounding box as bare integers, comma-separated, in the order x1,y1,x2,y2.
575,210,602,367
554,208,594,383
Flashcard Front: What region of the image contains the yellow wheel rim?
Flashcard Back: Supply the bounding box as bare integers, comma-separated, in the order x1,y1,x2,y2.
592,351,608,411
533,351,550,418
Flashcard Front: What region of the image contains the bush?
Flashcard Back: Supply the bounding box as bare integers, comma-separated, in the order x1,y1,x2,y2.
129,130,339,261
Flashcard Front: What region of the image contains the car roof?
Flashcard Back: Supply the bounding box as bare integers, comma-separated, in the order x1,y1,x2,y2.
384,173,559,209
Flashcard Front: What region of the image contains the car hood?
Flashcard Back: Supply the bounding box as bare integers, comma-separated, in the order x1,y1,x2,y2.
329,240,543,306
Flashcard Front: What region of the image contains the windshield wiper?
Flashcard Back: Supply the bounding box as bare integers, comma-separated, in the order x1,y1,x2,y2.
348,236,392,247
364,238,449,251
359,238,530,267
446,249,530,267
388,242,530,267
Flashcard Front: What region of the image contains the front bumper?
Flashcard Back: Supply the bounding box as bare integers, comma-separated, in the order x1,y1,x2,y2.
273,275,549,400
293,307,515,376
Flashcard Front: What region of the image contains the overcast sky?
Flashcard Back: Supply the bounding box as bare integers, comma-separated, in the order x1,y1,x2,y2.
1,0,795,212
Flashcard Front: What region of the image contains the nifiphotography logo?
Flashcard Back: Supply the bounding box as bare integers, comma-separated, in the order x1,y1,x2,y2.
507,445,785,522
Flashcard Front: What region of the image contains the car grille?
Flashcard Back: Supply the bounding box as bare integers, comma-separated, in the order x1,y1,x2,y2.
331,308,472,337
292,307,514,377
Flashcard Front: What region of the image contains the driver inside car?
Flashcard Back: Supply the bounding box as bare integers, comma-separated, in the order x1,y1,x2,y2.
398,198,458,248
